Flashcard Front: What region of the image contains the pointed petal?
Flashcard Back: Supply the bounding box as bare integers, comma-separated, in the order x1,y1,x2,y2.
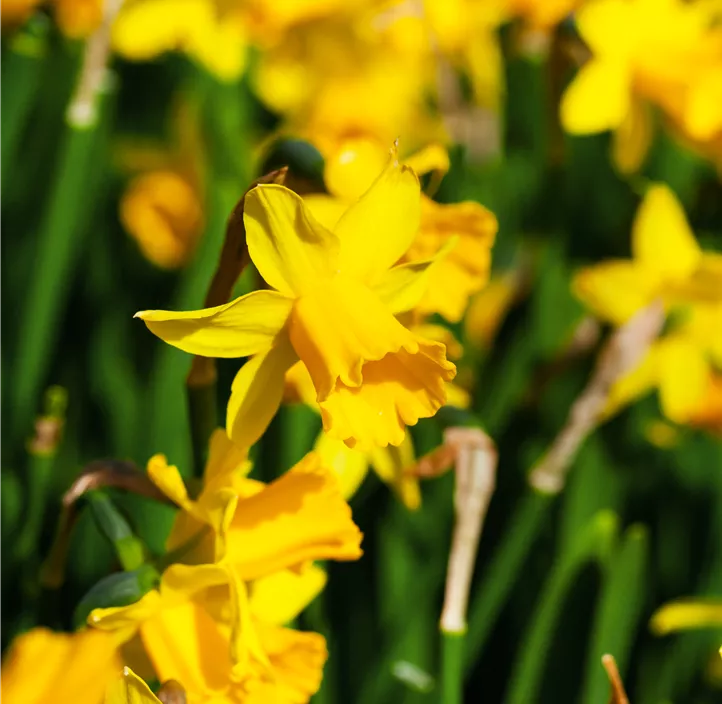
135,290,292,358
225,453,363,580
572,260,661,325
313,432,369,500
368,432,420,509
320,337,456,449
146,454,193,512
632,184,701,280
105,667,161,704
244,184,340,296
249,564,328,626
374,238,457,315
203,429,252,493
303,194,351,231
226,333,299,448
335,146,421,285
651,599,722,635
612,97,652,175
560,58,631,134
657,336,710,423
89,591,163,632
602,345,660,420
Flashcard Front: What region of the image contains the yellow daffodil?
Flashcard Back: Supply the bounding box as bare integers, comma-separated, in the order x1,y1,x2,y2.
136,146,457,449
1,627,121,704
112,0,247,81
306,139,497,324
561,0,722,172
91,563,327,704
573,183,722,426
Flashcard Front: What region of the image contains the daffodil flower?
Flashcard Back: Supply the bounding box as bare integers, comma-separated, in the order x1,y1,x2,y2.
136,147,457,449
561,0,722,172
1,627,121,704
573,183,722,426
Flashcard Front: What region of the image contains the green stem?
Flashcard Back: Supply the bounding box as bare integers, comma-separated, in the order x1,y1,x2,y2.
1,14,50,183
441,632,465,704
464,491,553,673
11,118,106,444
505,511,618,704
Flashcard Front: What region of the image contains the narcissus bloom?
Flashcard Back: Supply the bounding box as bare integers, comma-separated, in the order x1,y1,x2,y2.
573,183,722,426
136,147,457,449
1,627,120,704
561,0,722,172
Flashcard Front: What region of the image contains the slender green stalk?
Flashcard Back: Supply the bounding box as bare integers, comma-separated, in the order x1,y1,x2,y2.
441,632,465,704
505,511,618,704
581,525,649,704
1,15,50,182
11,123,102,444
464,491,553,673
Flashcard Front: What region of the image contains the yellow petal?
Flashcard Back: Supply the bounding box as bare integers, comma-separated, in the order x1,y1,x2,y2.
373,238,457,316
602,345,660,420
651,599,722,635
684,67,722,141
289,276,419,400
368,432,420,510
313,432,370,500
226,332,299,448
2,628,120,704
244,184,340,296
146,454,193,512
324,138,389,202
335,146,421,285
574,0,634,56
560,58,631,134
665,254,722,306
657,337,710,423
244,623,327,704
303,194,349,231
320,337,456,449
464,274,518,349
249,564,328,626
284,360,319,408
134,290,292,358
572,260,660,325
225,452,363,580
203,428,253,494
105,667,161,704
403,143,451,180
612,97,653,175
89,591,163,633
632,184,701,281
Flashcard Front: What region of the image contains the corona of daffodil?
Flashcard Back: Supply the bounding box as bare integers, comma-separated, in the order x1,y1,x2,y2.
136,147,457,449
573,183,722,426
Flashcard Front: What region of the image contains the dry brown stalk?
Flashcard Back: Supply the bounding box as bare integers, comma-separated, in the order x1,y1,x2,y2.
440,428,498,634
529,301,665,494
602,654,631,704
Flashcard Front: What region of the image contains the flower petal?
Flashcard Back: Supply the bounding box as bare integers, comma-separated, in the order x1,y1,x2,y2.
368,432,420,510
632,184,701,281
657,336,710,423
224,453,363,580
650,599,722,635
244,184,340,296
602,345,660,420
560,58,631,134
135,290,292,358
203,429,253,494
313,432,369,500
147,454,193,512
249,564,328,626
612,97,652,175
334,146,421,284
90,591,163,633
303,194,348,231
320,337,456,449
572,260,660,325
289,276,419,400
105,667,161,704
226,332,299,448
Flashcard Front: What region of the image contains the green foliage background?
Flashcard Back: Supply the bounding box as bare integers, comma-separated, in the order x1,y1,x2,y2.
3,15,722,704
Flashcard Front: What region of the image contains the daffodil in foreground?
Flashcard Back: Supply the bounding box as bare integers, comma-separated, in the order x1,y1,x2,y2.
573,183,722,425
1,627,121,704
136,146,457,449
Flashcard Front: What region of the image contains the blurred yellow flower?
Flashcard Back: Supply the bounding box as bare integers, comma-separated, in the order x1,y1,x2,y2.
574,184,722,425
1,627,120,704
464,272,519,349
54,0,102,37
651,598,722,635
112,0,247,80
561,0,722,172
136,146,456,449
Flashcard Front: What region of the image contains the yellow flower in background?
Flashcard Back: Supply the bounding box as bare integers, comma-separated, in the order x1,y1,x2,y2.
651,597,722,635
306,139,497,324
573,183,722,426
1,627,121,704
112,0,247,81
464,272,520,349
106,668,160,704
136,146,457,449
54,0,102,37
561,0,722,172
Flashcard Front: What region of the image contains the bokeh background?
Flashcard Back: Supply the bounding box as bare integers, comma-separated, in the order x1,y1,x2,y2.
2,1,722,702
